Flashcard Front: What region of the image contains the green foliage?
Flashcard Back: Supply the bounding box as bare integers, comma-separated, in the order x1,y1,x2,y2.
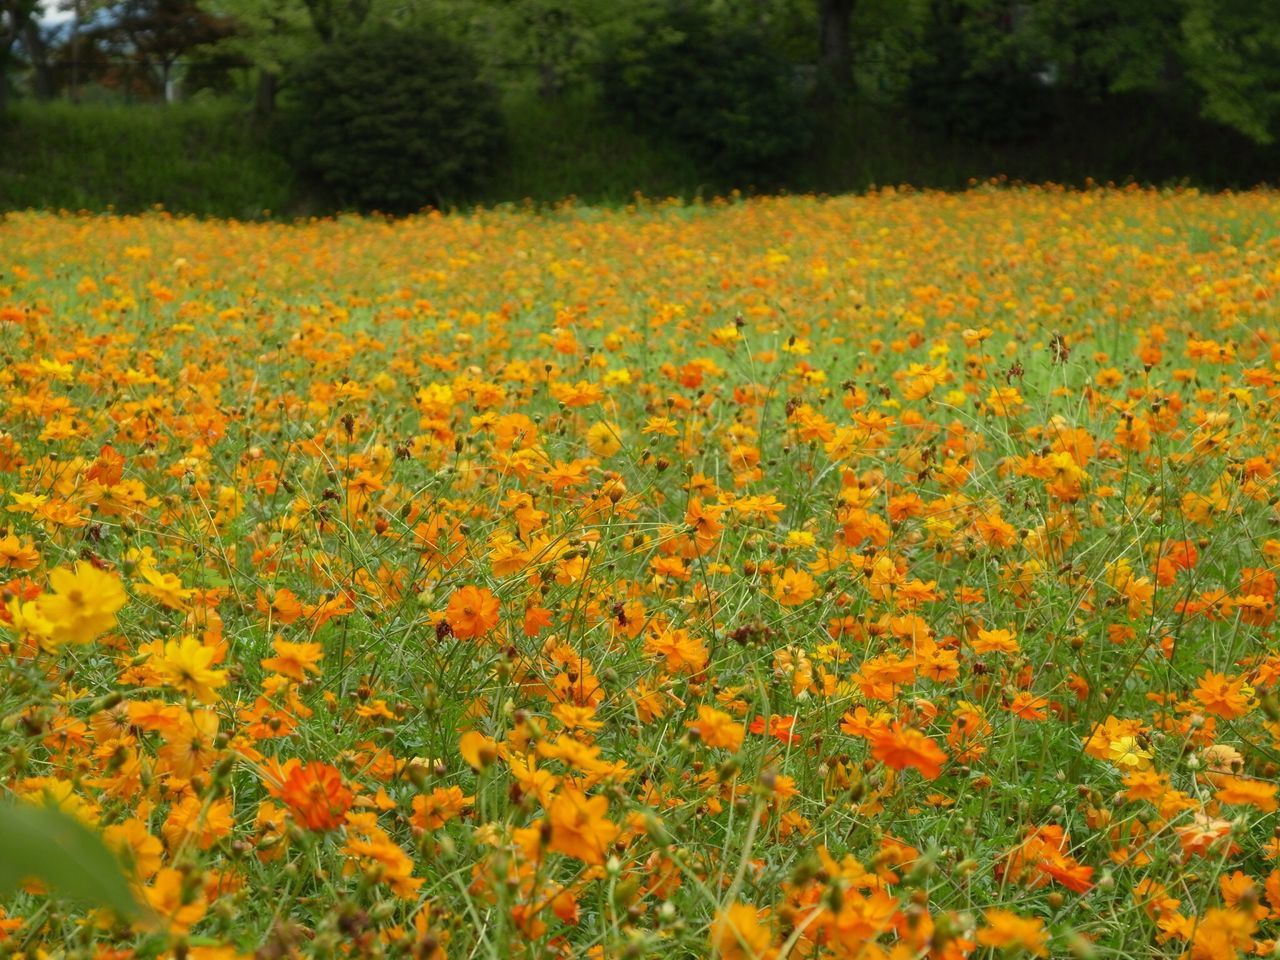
197,0,318,75
479,89,705,204
474,0,605,96
0,801,139,918
599,2,811,186
281,27,504,212
301,0,373,42
850,0,932,101
1034,0,1182,97
0,100,294,215
1182,0,1280,144
905,0,1056,143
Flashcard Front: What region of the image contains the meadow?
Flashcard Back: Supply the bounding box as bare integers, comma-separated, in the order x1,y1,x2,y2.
1,186,1279,958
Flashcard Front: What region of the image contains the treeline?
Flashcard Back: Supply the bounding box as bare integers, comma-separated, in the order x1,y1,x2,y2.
2,0,1279,212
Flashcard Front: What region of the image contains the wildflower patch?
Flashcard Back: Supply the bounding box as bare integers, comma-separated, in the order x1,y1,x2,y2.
1,187,1279,957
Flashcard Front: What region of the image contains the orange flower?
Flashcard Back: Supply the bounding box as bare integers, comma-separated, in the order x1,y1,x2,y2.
976,908,1048,957
820,888,899,946
1187,907,1256,960
259,638,324,682
547,788,619,865
771,568,816,606
972,627,1019,655
445,585,501,640
870,722,947,780
999,825,1095,893
1193,670,1255,719
275,761,353,831
1007,691,1049,721
1214,775,1279,813
142,867,207,934
459,730,499,771
710,902,775,959
687,705,745,751
411,786,474,831
1176,814,1238,857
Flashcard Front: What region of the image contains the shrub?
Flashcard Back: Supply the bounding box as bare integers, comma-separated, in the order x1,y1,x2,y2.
282,28,504,213
600,4,811,187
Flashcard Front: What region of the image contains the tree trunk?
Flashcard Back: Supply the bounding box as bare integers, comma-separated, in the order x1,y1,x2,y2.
538,62,560,99
20,21,51,100
255,68,277,119
69,1,80,103
818,0,855,91
1,11,16,114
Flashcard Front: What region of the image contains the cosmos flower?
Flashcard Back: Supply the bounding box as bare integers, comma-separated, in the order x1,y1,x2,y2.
34,562,126,647
444,585,501,640
275,761,354,831
547,788,619,866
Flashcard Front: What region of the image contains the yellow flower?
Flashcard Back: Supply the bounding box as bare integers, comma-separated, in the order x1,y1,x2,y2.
141,867,206,934
5,597,53,648
150,636,228,703
1107,735,1153,770
34,562,127,647
585,421,624,457
6,491,48,514
134,566,194,610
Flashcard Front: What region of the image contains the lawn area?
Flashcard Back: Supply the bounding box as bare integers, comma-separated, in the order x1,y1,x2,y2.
1,187,1279,958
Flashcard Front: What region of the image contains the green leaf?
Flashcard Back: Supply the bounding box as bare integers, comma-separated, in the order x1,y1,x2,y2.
0,802,139,919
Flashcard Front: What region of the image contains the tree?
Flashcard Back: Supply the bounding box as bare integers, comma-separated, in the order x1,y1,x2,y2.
19,15,54,97
86,0,234,101
1032,0,1181,96
300,0,370,42
0,0,40,111
600,2,811,185
197,0,315,115
196,0,376,116
499,0,598,98
903,0,1059,142
818,0,854,91
1182,0,1280,143
1004,0,1280,144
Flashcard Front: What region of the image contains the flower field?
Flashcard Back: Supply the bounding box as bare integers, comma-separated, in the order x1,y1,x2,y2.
3,186,1280,958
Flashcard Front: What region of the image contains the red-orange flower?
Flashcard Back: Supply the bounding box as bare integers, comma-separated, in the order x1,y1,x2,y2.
276,761,354,831
870,722,947,780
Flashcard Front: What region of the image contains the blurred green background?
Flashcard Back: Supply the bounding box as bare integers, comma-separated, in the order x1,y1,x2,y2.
2,0,1278,216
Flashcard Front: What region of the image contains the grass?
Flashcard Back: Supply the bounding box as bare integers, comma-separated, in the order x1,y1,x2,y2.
0,189,1278,957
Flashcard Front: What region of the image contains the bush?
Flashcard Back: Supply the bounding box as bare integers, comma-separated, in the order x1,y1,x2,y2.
282,29,505,213
600,4,811,187
0,101,294,217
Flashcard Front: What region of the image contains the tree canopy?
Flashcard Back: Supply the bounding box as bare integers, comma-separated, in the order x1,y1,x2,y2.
3,0,1280,148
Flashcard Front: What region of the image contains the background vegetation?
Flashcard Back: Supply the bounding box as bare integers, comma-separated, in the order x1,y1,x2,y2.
1,0,1279,214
